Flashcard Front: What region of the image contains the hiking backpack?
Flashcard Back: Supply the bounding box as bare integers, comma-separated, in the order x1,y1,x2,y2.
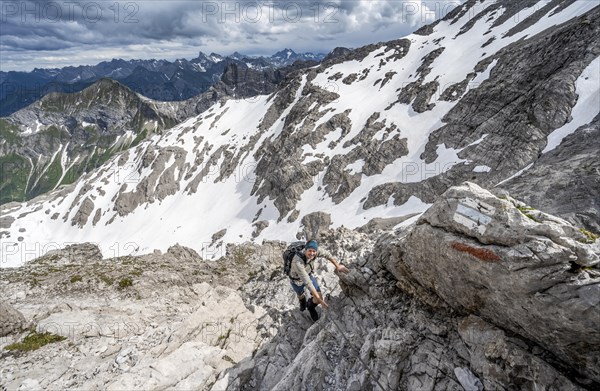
283,241,307,277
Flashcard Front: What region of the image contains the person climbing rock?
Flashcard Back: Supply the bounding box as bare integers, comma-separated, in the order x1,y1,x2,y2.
287,239,349,321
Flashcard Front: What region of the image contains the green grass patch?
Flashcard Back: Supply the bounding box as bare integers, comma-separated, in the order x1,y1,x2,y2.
70,275,82,283
99,274,114,285
130,128,148,148
131,268,143,277
0,119,23,145
231,246,255,265
0,153,31,204
5,331,66,352
85,146,114,171
27,152,63,199
40,125,70,140
217,328,232,348
517,205,539,223
118,277,133,290
579,228,599,244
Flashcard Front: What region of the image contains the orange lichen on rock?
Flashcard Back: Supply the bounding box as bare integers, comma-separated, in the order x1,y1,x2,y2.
451,242,501,262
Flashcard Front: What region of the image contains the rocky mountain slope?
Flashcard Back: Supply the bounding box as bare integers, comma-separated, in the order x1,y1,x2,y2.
217,183,599,390
0,59,315,206
0,50,326,116
0,79,180,205
503,113,600,232
1,0,597,267
1,183,598,390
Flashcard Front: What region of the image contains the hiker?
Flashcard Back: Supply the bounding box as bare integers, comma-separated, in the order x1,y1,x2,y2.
287,239,349,321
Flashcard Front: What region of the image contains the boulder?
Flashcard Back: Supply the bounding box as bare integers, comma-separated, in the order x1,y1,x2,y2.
389,182,600,381
0,300,26,337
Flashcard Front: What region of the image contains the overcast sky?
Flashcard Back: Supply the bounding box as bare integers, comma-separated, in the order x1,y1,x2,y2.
1,0,464,72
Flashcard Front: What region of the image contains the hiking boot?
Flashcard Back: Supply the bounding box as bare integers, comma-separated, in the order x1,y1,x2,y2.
299,296,307,311
307,298,319,321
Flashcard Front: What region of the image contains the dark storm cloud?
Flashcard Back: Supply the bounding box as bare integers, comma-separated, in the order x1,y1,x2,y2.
0,0,464,71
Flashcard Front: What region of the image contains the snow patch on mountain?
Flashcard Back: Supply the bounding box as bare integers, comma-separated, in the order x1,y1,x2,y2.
543,56,600,153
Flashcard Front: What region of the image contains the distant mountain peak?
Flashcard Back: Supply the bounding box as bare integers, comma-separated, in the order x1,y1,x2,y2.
272,48,297,59
1,48,328,116
229,51,246,60
195,51,211,61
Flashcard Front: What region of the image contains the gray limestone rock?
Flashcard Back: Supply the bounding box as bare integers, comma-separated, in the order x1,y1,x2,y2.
502,114,600,232
2,218,596,390
357,214,419,234
166,244,202,261
300,212,332,241
391,182,600,382
114,146,187,216
0,300,26,337
71,197,95,228
212,229,227,243
251,221,269,239
458,316,582,391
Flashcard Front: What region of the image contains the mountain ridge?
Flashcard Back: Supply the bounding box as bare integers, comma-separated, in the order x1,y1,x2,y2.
0,55,316,206
0,0,598,267
0,49,327,116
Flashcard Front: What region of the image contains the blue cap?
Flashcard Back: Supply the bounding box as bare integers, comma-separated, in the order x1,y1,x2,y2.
306,240,318,251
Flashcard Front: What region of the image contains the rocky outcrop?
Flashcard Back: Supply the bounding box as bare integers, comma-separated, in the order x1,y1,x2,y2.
71,197,95,228
251,82,341,217
322,47,352,62
300,212,332,240
0,241,285,390
390,182,600,382
251,221,269,239
211,229,228,243
388,47,444,113
44,242,104,265
220,61,284,98
502,114,600,232
423,7,599,173
457,315,582,391
166,243,202,261
113,146,187,216
0,301,25,337
214,183,598,390
357,214,419,234
320,39,410,69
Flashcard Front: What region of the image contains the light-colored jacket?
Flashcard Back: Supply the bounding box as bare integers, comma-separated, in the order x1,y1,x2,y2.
289,248,335,291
